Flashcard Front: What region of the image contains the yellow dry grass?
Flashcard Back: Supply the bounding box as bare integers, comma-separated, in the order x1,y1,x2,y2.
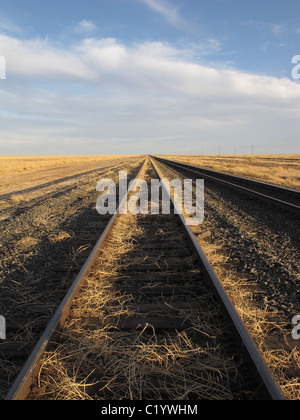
9,194,25,204
48,231,72,243
31,162,246,400
0,155,139,177
164,155,300,190
194,237,300,400
17,236,39,249
32,214,243,400
154,159,300,400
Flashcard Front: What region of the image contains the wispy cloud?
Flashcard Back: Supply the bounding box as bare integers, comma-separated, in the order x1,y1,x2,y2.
269,23,286,37
0,15,23,35
74,19,98,34
261,41,287,54
140,0,189,31
243,20,287,38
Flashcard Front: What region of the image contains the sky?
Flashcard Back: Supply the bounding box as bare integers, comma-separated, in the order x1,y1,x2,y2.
0,0,300,155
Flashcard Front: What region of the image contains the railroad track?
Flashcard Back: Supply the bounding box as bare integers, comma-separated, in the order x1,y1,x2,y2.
5,158,284,400
0,159,144,399
153,157,300,214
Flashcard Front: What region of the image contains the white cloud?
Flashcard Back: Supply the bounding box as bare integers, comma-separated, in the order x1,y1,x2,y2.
0,35,95,80
1,34,298,100
75,19,98,34
0,34,300,154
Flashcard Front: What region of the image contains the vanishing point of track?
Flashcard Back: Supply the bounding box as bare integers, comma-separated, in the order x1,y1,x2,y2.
5,157,285,400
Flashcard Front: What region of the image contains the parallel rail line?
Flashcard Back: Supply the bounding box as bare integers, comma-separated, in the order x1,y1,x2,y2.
153,157,300,215
5,158,284,400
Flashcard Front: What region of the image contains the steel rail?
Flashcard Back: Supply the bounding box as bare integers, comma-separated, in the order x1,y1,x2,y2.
6,156,285,400
153,156,300,214
150,157,285,401
5,159,148,401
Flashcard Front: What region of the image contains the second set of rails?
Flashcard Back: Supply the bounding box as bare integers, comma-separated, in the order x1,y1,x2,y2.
153,156,300,215
5,156,296,400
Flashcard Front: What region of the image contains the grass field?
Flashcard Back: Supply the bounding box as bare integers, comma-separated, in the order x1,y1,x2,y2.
1,154,299,195
0,155,138,176
164,155,300,190
0,155,141,197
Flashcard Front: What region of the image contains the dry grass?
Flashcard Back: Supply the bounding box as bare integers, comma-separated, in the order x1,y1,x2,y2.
0,155,143,201
0,158,149,399
9,194,25,204
48,231,72,243
0,155,139,177
194,238,300,400
32,199,244,400
17,236,39,249
164,155,300,190
154,159,300,400
37,327,238,400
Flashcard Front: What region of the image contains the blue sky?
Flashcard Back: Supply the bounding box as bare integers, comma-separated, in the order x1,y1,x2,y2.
0,0,299,154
